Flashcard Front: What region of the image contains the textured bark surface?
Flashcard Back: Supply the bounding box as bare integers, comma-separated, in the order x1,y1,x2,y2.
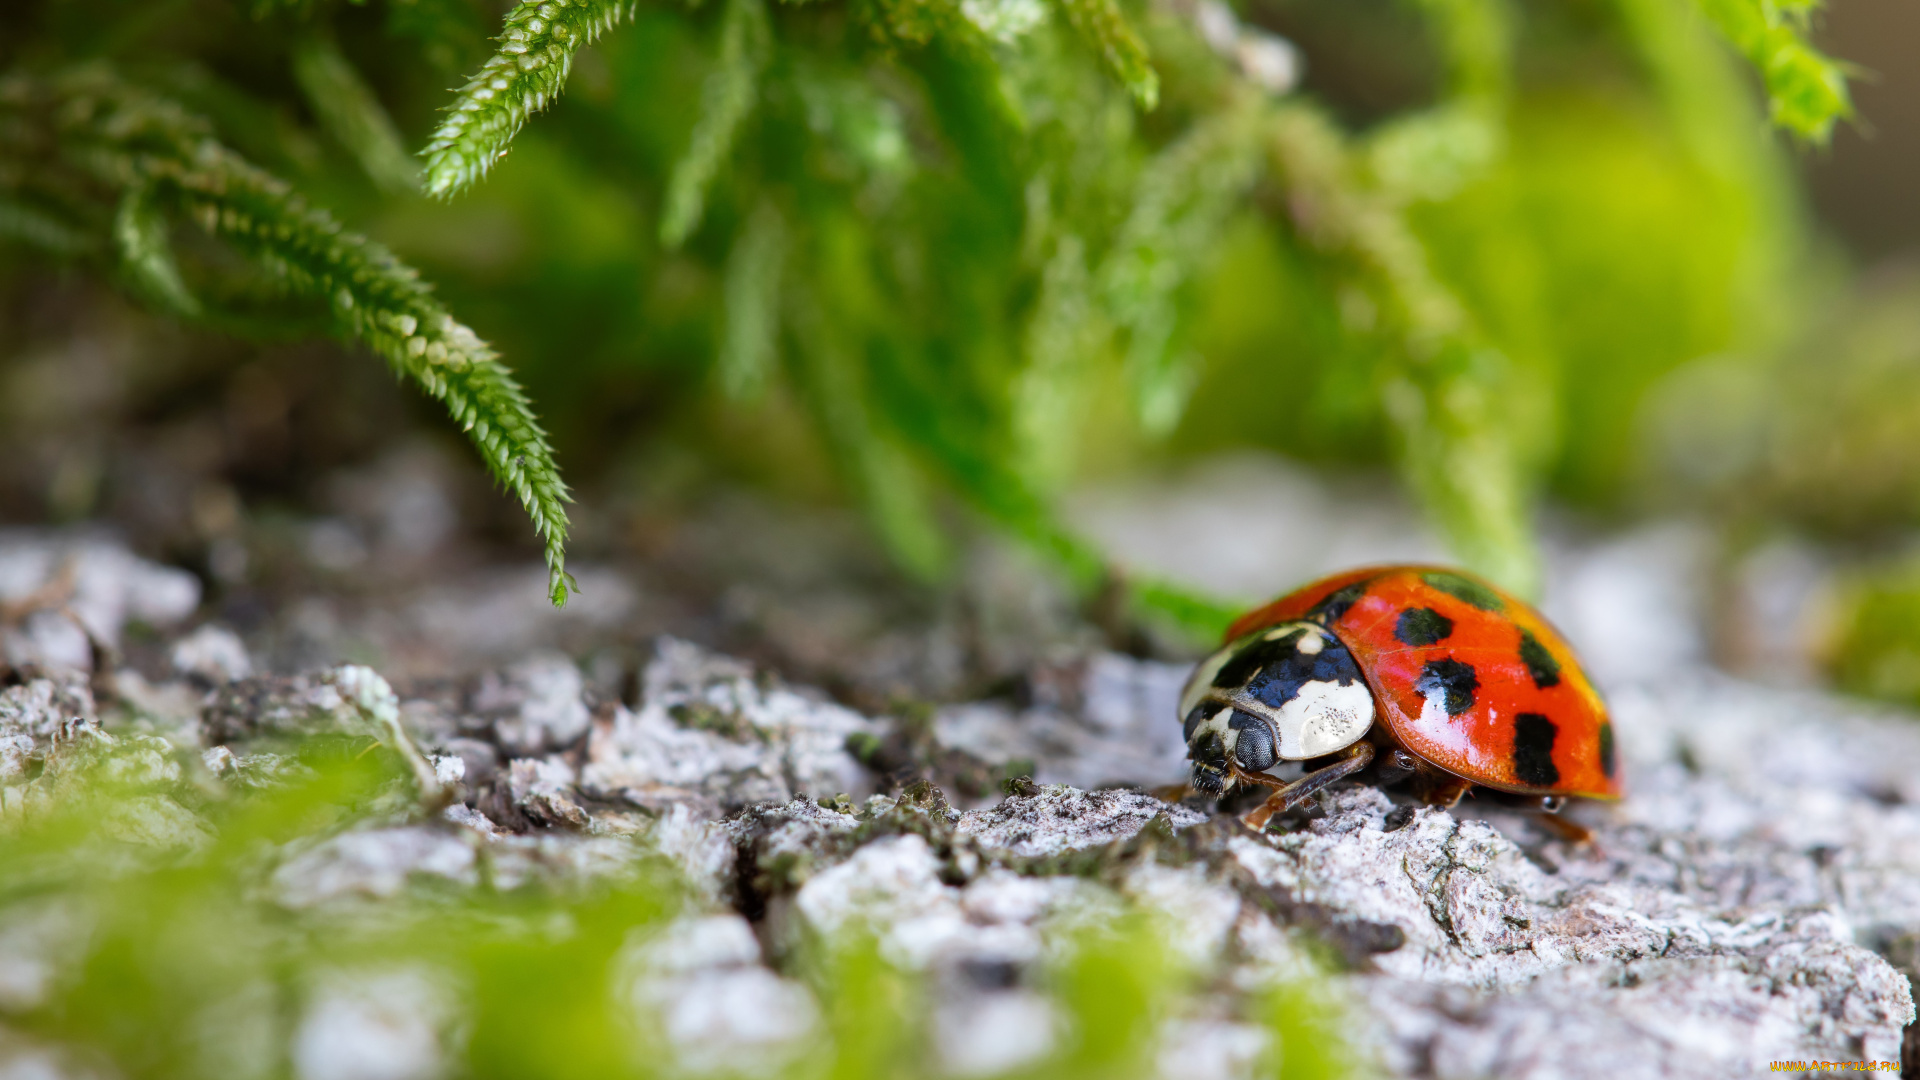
2,490,1918,1078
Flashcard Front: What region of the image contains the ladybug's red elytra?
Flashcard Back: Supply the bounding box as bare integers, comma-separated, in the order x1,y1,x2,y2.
1179,565,1620,833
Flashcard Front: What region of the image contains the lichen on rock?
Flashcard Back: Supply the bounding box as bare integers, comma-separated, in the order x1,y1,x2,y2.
579,637,881,818
1,521,1917,1079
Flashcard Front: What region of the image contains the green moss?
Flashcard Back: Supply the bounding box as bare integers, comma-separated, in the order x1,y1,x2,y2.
0,0,1851,616
0,725,1378,1080
1829,559,1920,709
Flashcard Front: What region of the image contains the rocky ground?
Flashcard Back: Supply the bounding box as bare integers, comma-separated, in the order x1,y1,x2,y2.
0,456,1916,1079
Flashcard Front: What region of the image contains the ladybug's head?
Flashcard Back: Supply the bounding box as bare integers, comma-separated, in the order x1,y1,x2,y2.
1177,620,1376,794
1189,730,1231,795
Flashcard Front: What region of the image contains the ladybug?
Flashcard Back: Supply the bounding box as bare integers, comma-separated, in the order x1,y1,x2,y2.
1177,565,1620,833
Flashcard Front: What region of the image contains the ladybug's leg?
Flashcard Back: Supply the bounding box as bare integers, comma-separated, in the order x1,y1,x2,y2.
1372,747,1421,788
1523,799,1594,843
1237,742,1375,832
1535,812,1592,843
1414,767,1472,809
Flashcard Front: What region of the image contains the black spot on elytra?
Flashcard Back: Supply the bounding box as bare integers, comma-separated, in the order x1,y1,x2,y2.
1598,721,1616,778
1229,710,1277,771
1308,579,1375,623
1416,659,1478,716
1518,629,1562,689
1513,712,1560,787
1421,571,1505,612
1395,607,1454,646
1209,627,1366,712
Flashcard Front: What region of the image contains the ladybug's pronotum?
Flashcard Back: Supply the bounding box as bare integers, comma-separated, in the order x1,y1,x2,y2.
1178,566,1620,833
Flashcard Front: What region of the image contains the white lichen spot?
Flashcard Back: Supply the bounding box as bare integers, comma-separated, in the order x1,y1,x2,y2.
1155,1018,1269,1080
169,624,253,684
620,914,818,1076
645,804,735,903
0,899,91,1012
271,827,477,909
292,968,455,1080
482,651,590,755
429,755,465,788
793,834,971,970
1123,862,1241,967
934,991,1058,1076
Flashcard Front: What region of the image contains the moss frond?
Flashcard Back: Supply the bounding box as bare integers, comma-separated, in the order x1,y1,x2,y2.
113,182,201,316
1053,0,1159,109
660,0,771,248
420,0,637,198
1268,103,1538,596
290,35,421,193
718,199,787,400
1691,0,1852,141
791,299,953,580
1100,99,1264,436
1405,0,1513,103
0,199,95,255
788,214,953,578
1014,233,1100,491
3,67,575,606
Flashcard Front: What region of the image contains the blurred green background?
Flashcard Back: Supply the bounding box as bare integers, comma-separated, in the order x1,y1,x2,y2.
8,0,1920,1075
4,0,1920,685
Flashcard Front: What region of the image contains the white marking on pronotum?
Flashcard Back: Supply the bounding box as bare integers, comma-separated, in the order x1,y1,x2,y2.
1177,644,1238,721
1195,707,1235,747
1294,627,1324,655
1265,679,1374,760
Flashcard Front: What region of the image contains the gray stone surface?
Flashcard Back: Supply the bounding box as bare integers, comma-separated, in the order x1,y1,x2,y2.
201,665,443,797
932,652,1194,795
579,637,881,818
36,622,1901,1078
617,638,1919,1077
619,913,819,1075
471,651,592,756
0,529,200,671
2,488,1917,1077
169,624,253,685
272,827,479,908
954,786,1206,857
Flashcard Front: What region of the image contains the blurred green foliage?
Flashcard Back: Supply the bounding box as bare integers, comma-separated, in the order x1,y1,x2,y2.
0,0,1856,621
1649,266,1920,709
0,724,1356,1079
1828,557,1920,711
1646,268,1920,536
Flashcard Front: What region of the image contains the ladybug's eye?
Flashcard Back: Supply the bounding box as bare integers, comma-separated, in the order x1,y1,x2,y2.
1229,712,1276,772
